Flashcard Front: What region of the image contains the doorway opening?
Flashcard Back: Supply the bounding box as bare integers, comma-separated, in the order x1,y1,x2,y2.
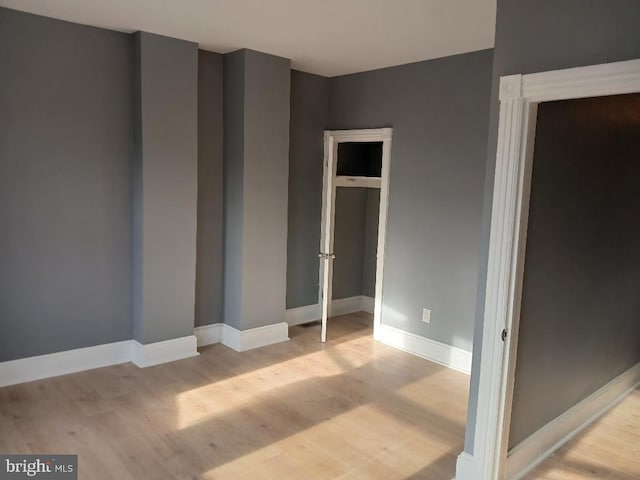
319,128,392,342
463,59,640,480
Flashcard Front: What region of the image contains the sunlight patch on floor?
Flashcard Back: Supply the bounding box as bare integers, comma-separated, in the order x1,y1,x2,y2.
199,401,457,480
175,338,381,430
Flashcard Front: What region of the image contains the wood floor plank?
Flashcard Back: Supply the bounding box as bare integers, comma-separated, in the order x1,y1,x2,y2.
524,386,640,479
0,313,468,479
2,313,638,479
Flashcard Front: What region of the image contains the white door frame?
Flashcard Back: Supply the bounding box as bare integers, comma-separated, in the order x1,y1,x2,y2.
319,128,393,342
461,59,640,480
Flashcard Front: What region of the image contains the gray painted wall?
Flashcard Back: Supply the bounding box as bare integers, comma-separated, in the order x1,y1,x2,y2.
464,0,640,453
222,50,246,331
287,71,329,309
133,32,198,344
332,187,379,301
508,94,640,447
0,8,133,362
329,50,493,351
288,70,380,307
223,49,291,330
332,188,367,300
363,189,380,298
195,50,224,327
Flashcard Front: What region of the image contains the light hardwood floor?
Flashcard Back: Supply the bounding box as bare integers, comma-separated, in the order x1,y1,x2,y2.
0,313,470,479
6,314,635,479
524,386,640,480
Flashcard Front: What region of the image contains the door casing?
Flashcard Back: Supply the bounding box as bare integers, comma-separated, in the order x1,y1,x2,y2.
319,128,393,342
458,58,640,480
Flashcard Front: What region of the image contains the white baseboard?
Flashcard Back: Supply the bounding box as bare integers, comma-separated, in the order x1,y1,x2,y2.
131,335,199,368
0,320,290,387
377,323,472,374
194,323,224,347
0,340,132,388
454,451,476,480
286,303,321,326
193,322,290,352
286,296,375,326
506,361,640,480
331,296,367,317
222,322,290,352
361,295,375,314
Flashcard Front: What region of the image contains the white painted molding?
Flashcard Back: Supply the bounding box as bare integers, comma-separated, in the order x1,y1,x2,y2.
131,335,199,368
378,324,472,374
498,74,523,100
0,320,291,387
522,58,640,103
325,128,392,142
221,322,290,352
286,299,470,375
331,296,368,317
0,294,459,387
361,296,375,314
321,128,393,343
286,303,322,326
0,340,132,388
506,362,640,480
335,176,382,188
194,323,223,347
455,452,476,480
464,58,640,480
285,296,374,326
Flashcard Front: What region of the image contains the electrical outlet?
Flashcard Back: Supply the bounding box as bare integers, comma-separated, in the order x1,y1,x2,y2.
422,308,431,324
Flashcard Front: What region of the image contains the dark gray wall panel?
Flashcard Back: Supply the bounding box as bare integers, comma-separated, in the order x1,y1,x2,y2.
222,50,246,330
0,8,133,361
288,70,381,306
332,188,367,300
331,187,379,301
132,32,198,344
242,50,291,330
363,189,380,298
508,94,640,447
223,49,291,330
195,50,224,327
465,0,640,453
286,71,329,309
329,50,493,351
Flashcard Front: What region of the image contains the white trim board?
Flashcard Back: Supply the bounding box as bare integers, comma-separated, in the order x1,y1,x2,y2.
194,322,290,352
455,452,476,480
506,362,640,480
377,324,472,375
320,128,392,343
222,322,290,352
194,323,223,347
0,340,132,388
361,295,375,314
285,303,321,326
284,299,471,375
464,58,640,480
335,176,382,188
285,296,375,326
331,296,368,317
131,335,199,368
0,334,201,387
0,321,292,387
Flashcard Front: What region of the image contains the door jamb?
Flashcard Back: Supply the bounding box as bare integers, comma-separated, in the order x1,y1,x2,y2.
319,128,393,342
460,59,640,480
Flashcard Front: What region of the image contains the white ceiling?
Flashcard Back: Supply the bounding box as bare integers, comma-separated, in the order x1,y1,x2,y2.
0,0,497,77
